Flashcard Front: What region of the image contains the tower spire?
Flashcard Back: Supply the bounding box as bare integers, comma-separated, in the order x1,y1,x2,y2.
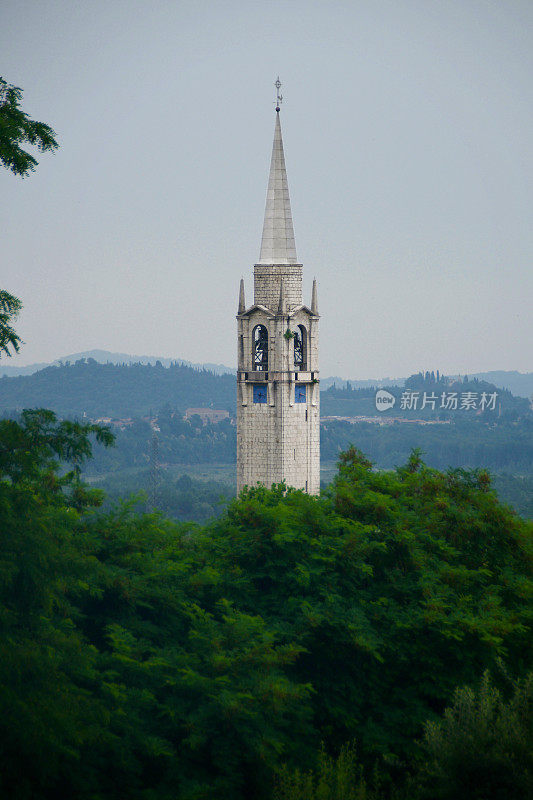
258,82,297,265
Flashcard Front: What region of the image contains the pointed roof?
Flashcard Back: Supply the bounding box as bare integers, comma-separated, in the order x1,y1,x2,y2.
311,278,318,315
238,278,245,314
258,111,298,265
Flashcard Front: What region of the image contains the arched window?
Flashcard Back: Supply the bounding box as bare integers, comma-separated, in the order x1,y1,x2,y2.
252,324,268,371
294,324,307,370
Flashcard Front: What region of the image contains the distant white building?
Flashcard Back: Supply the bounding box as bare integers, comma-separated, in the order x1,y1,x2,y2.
185,408,229,424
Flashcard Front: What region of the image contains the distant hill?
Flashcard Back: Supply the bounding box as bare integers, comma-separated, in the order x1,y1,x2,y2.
0,358,530,422
0,358,235,418
450,371,533,399
2,350,531,398
0,359,50,377
325,371,533,398
0,349,235,378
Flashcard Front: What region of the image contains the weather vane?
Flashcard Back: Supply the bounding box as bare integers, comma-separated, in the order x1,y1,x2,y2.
275,77,283,112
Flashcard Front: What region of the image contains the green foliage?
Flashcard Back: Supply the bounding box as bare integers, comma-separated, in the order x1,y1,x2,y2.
0,77,58,176
97,469,233,522
0,413,307,799
278,669,533,800
327,448,532,758
88,415,532,521
73,504,310,799
415,670,533,800
0,417,531,798
0,290,23,357
0,408,114,485
0,410,114,798
275,743,373,800
184,451,532,775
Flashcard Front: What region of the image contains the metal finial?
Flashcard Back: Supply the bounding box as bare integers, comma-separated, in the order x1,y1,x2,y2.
275,77,283,112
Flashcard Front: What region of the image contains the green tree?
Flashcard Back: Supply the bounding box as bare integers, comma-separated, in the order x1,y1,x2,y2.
193,449,532,771
275,743,375,800
0,410,114,799
415,671,533,800
0,77,58,177
0,289,23,356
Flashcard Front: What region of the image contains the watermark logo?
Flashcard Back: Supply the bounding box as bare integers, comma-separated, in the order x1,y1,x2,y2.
375,388,499,412
399,390,498,411
375,389,396,411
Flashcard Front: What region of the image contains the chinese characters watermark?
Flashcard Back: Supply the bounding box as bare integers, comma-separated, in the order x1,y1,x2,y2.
375,389,499,412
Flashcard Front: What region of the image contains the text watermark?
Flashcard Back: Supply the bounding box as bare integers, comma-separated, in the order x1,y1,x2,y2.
375,390,499,412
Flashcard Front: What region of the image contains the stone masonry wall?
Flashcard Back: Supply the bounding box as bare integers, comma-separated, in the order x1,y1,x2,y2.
254,264,302,311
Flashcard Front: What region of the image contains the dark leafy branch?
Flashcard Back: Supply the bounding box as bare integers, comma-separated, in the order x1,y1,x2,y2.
0,77,58,177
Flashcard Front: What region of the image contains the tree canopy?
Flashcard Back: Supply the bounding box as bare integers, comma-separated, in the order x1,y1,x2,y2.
0,417,531,798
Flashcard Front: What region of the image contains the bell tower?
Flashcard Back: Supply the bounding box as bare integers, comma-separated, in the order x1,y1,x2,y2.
236,84,320,494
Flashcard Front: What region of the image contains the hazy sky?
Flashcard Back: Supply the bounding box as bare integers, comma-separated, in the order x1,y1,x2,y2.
2,0,532,378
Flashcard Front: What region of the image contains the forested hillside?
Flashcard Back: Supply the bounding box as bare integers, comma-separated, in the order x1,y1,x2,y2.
86,413,236,472
0,358,236,416
321,418,533,473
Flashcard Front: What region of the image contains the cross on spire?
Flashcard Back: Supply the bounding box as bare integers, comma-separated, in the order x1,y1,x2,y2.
275,77,283,112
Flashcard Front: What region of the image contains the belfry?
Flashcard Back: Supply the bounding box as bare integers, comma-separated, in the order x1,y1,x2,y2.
236,83,320,494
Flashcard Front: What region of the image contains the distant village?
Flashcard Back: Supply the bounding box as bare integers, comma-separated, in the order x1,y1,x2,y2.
93,408,232,431
93,408,453,431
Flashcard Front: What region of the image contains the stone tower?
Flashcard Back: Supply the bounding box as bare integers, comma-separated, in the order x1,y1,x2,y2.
236,103,320,494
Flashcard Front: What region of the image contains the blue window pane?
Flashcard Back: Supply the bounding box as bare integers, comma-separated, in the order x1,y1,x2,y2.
253,384,267,404
295,385,306,403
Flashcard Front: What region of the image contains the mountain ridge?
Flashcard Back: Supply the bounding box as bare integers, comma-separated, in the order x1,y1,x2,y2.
1,350,531,397
0,349,235,378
